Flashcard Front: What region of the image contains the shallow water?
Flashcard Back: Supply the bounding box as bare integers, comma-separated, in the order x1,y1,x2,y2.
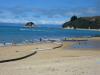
72,40,100,49
0,24,100,45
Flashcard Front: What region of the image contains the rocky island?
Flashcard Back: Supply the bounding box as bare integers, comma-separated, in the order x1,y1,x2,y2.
25,22,36,28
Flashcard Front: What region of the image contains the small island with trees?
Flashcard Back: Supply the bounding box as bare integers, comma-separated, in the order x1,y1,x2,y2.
25,22,36,28
62,16,100,29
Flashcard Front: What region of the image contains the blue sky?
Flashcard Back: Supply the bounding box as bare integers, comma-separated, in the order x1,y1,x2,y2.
0,0,99,24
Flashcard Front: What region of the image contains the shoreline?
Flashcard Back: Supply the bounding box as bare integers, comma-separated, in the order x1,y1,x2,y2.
0,37,100,75
64,28,100,32
0,37,100,59
0,36,97,47
0,37,100,48
0,42,63,60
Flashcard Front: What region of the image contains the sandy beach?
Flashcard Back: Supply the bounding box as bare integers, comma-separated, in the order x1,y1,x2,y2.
0,37,100,75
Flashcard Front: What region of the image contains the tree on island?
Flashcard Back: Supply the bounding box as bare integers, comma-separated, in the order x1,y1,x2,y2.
70,15,78,21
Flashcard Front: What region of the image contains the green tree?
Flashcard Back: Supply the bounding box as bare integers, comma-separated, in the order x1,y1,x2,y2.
70,15,77,21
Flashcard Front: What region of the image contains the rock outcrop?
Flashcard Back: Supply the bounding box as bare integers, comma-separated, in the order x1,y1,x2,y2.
25,22,36,28
63,16,100,29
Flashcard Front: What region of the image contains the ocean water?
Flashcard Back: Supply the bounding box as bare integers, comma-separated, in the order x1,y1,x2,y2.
0,23,100,45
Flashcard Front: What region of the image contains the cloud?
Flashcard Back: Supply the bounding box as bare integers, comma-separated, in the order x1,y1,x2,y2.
0,6,99,24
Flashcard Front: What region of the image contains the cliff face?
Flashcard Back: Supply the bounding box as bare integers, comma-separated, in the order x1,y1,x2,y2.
63,16,100,29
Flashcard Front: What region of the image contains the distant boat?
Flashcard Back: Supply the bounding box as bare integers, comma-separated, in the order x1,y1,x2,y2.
25,22,36,28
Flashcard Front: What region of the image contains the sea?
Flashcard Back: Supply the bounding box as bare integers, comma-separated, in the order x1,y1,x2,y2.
0,23,100,46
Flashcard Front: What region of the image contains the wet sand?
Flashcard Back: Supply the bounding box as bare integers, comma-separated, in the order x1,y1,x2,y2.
0,37,100,75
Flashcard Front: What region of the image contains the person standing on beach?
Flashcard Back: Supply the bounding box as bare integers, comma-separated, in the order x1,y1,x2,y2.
3,40,6,46
40,38,42,42
78,41,81,45
12,40,16,46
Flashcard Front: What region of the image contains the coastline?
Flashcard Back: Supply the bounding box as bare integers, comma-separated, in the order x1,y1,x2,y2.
0,37,100,75
0,42,62,60
0,37,100,60
63,28,100,31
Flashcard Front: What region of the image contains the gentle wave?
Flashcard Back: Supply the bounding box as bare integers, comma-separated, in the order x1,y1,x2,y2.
19,28,48,32
0,43,13,46
20,28,30,31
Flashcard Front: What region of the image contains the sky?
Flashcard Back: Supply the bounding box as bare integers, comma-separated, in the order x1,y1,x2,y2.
0,0,99,24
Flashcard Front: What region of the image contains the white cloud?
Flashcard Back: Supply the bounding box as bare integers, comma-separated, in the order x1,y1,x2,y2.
0,7,99,24
38,19,65,24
